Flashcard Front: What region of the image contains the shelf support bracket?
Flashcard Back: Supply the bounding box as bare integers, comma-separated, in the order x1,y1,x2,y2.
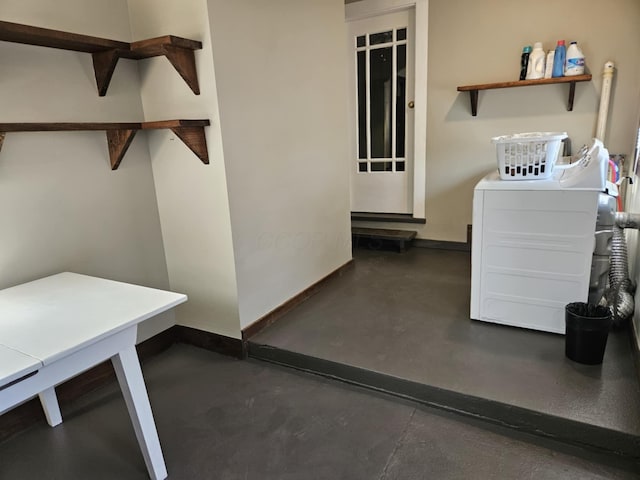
0,133,5,153
163,45,200,95
92,49,121,97
567,81,576,111
106,129,138,170
170,126,209,164
469,90,478,116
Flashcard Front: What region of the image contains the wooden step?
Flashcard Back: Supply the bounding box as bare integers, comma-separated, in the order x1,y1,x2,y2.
351,212,426,224
351,227,417,252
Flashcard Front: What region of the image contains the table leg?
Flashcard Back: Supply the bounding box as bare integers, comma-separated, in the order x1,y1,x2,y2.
112,346,167,480
38,387,62,427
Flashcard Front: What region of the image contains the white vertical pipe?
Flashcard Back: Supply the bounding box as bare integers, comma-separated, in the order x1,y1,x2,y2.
595,61,615,142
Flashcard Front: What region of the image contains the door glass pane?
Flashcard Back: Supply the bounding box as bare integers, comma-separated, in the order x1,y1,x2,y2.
357,51,367,159
356,35,366,47
371,161,393,172
397,28,407,41
396,44,406,158
370,47,392,159
370,31,392,45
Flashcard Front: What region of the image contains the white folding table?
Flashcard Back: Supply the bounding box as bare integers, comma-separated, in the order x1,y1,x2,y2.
0,272,187,480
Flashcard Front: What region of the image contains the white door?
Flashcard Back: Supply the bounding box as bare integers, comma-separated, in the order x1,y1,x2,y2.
347,9,415,214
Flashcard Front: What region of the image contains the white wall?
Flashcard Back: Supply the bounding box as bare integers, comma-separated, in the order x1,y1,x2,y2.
353,0,640,242
207,0,353,329
1,0,173,341
127,0,241,338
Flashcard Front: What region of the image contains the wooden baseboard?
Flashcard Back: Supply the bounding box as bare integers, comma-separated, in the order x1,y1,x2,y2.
174,325,244,359
0,326,178,445
241,259,355,341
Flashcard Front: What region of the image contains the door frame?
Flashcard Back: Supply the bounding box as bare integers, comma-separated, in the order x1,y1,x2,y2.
346,0,428,219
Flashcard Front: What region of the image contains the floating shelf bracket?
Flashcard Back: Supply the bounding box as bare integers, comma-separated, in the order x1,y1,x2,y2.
457,75,592,116
0,21,203,96
143,120,210,165
0,119,210,170
92,50,121,97
129,37,202,95
107,128,138,170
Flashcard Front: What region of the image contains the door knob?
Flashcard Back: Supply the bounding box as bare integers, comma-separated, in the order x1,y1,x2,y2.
408,101,415,109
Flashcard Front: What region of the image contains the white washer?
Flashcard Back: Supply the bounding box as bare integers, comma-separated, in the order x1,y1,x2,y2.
470,140,609,334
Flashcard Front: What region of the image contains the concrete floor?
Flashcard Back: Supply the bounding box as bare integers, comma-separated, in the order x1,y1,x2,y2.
0,344,637,479
251,247,640,438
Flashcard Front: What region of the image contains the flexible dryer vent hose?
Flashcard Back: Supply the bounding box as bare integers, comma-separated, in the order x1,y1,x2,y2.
608,212,640,327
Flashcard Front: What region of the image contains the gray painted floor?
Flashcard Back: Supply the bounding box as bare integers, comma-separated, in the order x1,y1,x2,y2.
252,247,640,436
0,344,637,479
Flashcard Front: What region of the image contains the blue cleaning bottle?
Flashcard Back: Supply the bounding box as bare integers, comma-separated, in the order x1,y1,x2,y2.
552,40,566,77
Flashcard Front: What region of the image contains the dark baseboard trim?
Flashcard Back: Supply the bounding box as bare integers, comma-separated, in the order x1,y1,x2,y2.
248,343,640,465
351,212,426,224
414,238,471,252
242,259,355,341
0,326,179,445
174,325,244,359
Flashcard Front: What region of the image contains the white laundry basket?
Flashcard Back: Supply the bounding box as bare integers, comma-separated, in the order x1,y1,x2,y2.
492,132,567,180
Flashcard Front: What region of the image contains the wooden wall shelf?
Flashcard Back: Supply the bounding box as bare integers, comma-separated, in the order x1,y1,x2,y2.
0,119,210,170
0,21,203,96
457,74,592,116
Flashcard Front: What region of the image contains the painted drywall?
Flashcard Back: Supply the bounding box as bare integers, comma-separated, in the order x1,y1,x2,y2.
1,0,174,341
207,0,352,329
127,0,241,338
351,0,640,242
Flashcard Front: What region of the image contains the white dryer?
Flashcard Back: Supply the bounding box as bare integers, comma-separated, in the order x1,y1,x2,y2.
470,139,610,334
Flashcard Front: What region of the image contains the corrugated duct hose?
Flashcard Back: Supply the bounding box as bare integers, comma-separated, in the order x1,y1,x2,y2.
608,212,640,328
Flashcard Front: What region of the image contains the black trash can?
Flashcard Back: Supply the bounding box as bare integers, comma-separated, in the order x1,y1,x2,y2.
565,302,612,365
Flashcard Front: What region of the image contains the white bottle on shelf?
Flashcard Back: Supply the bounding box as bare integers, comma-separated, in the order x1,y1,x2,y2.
544,49,555,79
565,41,585,76
526,42,546,80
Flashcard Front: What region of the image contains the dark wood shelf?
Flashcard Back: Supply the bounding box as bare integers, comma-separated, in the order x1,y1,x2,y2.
0,120,210,170
457,74,592,116
0,21,203,96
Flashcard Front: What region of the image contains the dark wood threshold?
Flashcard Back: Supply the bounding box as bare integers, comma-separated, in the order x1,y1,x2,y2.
351,212,426,224
414,238,471,252
352,227,417,253
242,259,355,342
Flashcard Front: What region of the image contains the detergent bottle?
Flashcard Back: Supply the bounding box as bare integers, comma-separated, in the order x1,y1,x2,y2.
526,42,546,80
565,41,585,76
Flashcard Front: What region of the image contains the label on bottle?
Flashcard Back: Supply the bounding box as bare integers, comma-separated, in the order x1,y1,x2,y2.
566,57,585,68
565,56,585,76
